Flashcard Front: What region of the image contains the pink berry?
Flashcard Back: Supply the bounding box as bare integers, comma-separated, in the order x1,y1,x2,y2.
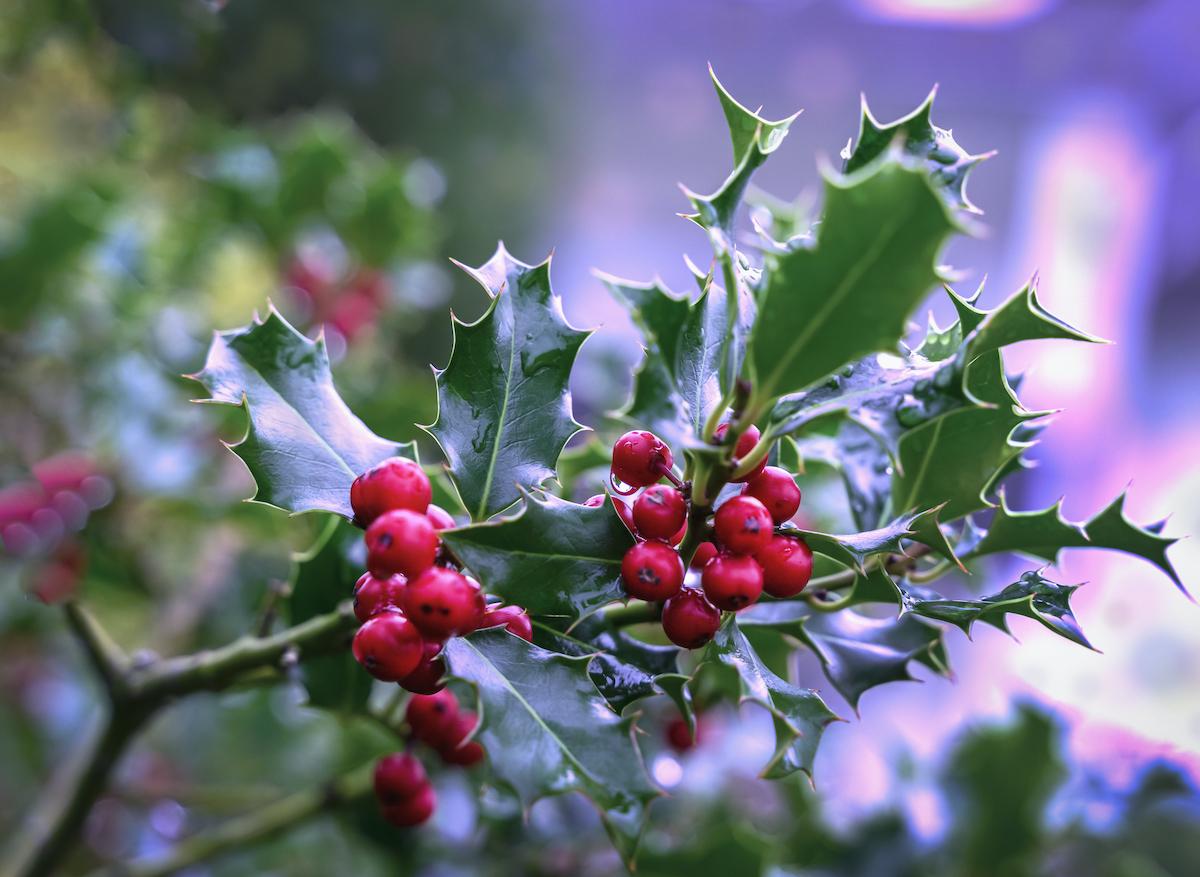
365,509,439,579
351,457,431,525
406,690,459,744
353,572,407,623
632,485,687,541
437,711,485,767
611,430,673,490
480,605,533,642
701,553,763,611
666,717,701,753
403,567,485,638
382,783,436,827
583,494,605,507
713,495,773,555
715,423,767,483
744,466,801,524
399,639,447,695
374,753,428,805
426,504,457,531
757,534,814,598
352,609,424,681
621,541,684,601
690,541,718,569
661,588,721,649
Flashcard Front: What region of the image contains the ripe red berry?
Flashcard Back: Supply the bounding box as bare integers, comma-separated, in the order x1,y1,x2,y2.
757,534,814,598
632,485,687,541
701,553,763,611
353,572,407,623
661,587,721,649
481,605,533,642
621,541,684,601
690,541,718,569
406,690,459,744
426,504,457,531
715,423,767,483
365,509,439,579
666,717,700,753
404,567,485,638
374,753,428,805
583,494,605,507
351,457,431,526
612,496,636,534
437,711,485,767
745,466,802,524
714,495,773,555
382,783,436,827
611,430,673,491
352,610,424,681
399,639,447,694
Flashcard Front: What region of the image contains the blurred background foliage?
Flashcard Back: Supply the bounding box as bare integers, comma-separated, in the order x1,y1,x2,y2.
1,1,1198,875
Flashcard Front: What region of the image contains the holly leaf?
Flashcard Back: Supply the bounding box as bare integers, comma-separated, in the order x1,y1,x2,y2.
788,507,943,574
745,156,959,417
704,617,839,779
440,491,635,619
968,491,1185,596
554,437,613,501
965,278,1106,361
843,88,992,214
424,245,589,521
286,516,370,713
740,601,949,709
899,569,1093,649
191,307,405,518
443,628,659,863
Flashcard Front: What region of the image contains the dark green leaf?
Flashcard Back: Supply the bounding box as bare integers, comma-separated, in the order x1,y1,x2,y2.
440,491,635,619
191,307,405,518
704,617,838,779
788,507,942,574
425,245,589,520
443,628,659,863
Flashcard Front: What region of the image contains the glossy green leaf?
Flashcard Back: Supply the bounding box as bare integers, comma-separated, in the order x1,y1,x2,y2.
965,278,1106,361
740,601,949,709
787,507,943,574
440,491,635,619
443,628,659,863
745,157,958,417
191,307,406,518
704,617,838,779
425,245,589,520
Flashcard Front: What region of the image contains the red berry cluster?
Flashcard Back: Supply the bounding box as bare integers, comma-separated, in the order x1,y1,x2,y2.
349,457,532,696
609,428,814,650
372,689,484,827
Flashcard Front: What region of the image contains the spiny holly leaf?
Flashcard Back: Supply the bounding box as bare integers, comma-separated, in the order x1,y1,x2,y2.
533,615,685,716
191,307,405,518
787,507,944,574
684,66,800,233
424,245,589,521
704,617,838,779
740,601,949,709
440,491,635,619
443,628,659,863
745,157,959,418
969,491,1185,596
899,569,1093,649
286,516,370,713
965,277,1107,361
843,88,992,214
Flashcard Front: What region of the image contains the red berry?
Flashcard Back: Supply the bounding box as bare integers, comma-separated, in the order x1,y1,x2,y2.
690,541,718,569
757,534,814,598
661,587,721,649
745,466,801,524
426,504,457,531
612,496,635,534
583,494,605,507
438,711,485,767
404,567,485,638
701,553,763,611
666,717,700,753
352,610,424,681
382,783,436,827
669,521,687,546
611,430,673,490
399,639,447,694
715,423,767,483
365,509,439,578
406,690,459,744
481,605,533,642
632,485,687,541
351,457,431,525
714,496,773,555
353,572,407,623
621,541,684,601
374,753,428,805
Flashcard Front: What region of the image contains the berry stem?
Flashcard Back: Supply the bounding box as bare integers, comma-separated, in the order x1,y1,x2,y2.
652,459,685,489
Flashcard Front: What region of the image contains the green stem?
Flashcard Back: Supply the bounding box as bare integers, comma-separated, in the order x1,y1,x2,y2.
116,762,375,877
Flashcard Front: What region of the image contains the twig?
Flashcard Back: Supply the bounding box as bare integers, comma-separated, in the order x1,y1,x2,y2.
62,600,130,701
